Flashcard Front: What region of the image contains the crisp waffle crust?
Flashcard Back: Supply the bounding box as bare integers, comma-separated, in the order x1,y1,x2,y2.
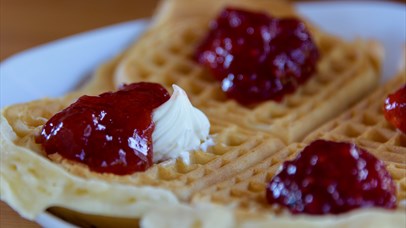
192,72,406,226
1,0,402,227
115,0,382,144
0,56,285,219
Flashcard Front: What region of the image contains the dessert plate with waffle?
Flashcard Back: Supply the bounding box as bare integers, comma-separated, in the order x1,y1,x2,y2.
1,0,405,227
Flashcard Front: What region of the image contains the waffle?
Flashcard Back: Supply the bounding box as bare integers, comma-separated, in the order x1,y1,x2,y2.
0,0,387,227
304,71,406,200
0,51,285,222
115,0,383,144
191,71,406,227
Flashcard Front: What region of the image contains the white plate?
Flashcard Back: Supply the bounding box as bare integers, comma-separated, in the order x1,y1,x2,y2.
0,1,405,227
0,20,149,108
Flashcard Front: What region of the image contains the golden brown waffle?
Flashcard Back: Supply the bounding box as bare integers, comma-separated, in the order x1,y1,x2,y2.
0,0,390,227
304,72,406,200
192,72,406,224
0,51,285,222
115,0,383,144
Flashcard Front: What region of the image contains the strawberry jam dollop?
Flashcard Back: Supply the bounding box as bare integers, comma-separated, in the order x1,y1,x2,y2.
266,140,397,214
384,84,406,134
194,8,320,105
36,82,170,175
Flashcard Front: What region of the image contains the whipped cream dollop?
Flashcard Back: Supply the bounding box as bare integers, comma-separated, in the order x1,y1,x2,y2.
152,85,211,164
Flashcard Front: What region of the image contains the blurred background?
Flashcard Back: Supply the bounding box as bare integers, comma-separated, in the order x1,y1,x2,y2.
0,0,405,227
0,0,158,61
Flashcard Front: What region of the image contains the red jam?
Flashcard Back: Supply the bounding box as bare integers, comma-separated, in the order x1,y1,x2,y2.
36,83,170,175
384,84,406,134
194,8,320,105
266,140,397,214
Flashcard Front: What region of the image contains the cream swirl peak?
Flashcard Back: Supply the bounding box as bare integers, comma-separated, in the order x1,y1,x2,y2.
152,85,211,164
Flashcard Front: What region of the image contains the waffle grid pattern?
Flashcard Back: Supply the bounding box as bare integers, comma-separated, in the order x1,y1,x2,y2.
115,16,382,144
305,73,406,200
2,97,285,201
192,73,406,212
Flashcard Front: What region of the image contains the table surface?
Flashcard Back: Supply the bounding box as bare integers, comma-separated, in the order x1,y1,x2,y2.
1,0,405,227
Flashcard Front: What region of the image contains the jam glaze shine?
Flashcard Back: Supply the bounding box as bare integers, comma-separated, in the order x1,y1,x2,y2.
195,8,320,105
36,83,170,175
384,84,406,134
266,140,397,215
